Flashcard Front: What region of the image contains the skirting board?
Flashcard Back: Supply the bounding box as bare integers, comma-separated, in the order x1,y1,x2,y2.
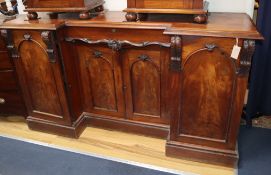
166,141,238,168
27,113,169,139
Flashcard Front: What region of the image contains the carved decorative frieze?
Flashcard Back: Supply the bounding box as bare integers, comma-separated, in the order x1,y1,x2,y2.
65,37,171,51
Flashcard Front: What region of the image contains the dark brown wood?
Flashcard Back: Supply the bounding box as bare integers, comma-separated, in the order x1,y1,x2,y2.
63,28,171,125
0,12,262,167
125,12,138,22
41,31,57,63
0,90,26,116
170,36,182,71
166,141,238,167
239,40,256,76
85,114,169,138
27,116,84,138
166,36,255,167
0,30,26,116
0,52,13,70
8,30,72,125
24,0,105,20
122,46,170,124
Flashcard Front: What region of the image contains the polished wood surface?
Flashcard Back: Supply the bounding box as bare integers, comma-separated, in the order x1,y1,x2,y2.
165,37,254,167
10,30,71,125
0,11,262,167
0,12,262,39
0,116,235,175
62,27,171,125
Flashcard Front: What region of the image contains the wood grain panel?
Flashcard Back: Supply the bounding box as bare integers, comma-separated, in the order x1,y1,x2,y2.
83,46,116,111
19,40,63,116
122,47,169,124
131,60,160,116
179,49,236,141
73,44,125,118
11,30,71,124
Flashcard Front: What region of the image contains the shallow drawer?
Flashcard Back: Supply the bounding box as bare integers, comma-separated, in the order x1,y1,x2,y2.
65,27,170,43
0,91,26,116
0,70,18,91
0,52,13,70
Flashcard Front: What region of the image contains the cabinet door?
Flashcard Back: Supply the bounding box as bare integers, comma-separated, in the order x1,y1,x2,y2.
122,47,170,124
10,30,71,125
72,44,125,118
170,36,248,149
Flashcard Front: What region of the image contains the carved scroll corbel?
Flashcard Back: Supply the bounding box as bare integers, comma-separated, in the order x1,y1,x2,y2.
0,30,19,59
41,31,58,63
238,40,255,76
170,36,182,71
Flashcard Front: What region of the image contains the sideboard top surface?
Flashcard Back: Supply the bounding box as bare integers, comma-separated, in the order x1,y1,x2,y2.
0,11,262,39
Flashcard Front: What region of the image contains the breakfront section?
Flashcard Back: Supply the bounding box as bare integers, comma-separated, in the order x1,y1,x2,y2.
62,27,172,127
3,30,72,127
166,36,255,167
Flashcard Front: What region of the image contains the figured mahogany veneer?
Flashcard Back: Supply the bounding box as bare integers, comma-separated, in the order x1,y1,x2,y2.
24,0,105,20
0,12,262,167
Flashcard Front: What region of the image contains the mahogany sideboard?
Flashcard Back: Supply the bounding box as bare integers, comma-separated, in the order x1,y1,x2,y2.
0,12,262,167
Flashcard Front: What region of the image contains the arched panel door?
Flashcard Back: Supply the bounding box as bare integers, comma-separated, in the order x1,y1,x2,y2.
179,47,237,143
166,37,256,167
11,30,71,125
73,44,125,118
122,47,170,124
167,39,241,149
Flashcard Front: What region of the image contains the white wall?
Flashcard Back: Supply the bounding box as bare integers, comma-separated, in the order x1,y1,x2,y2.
207,0,254,17
104,0,127,11
104,0,255,18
